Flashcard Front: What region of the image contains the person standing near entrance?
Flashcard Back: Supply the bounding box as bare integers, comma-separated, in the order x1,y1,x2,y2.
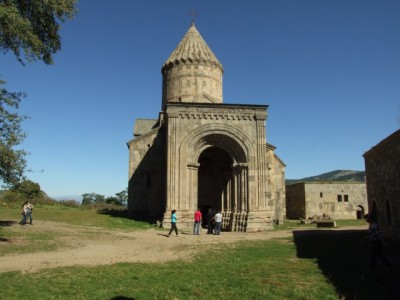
193,208,202,235
214,211,222,235
168,209,179,237
206,208,214,234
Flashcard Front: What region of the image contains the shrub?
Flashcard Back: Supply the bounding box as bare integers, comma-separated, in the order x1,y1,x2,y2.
58,199,80,208
0,190,22,207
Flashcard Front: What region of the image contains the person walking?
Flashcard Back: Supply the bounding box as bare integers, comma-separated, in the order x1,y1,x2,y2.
193,208,202,235
214,211,222,235
168,209,179,237
206,208,214,234
364,213,391,271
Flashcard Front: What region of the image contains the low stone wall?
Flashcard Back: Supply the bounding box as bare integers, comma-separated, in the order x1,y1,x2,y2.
316,220,336,228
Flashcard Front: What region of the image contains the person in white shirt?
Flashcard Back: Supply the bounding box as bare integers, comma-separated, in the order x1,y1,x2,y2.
214,211,222,235
25,201,33,225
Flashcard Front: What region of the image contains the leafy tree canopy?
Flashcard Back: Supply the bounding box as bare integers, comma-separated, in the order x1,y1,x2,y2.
115,188,128,206
0,0,77,188
83,189,128,206
82,193,106,206
0,0,78,64
0,79,27,187
15,179,40,198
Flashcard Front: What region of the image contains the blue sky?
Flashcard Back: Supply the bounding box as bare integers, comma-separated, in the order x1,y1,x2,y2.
2,0,399,198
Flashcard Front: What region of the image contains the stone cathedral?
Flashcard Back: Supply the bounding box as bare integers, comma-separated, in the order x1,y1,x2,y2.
127,22,286,232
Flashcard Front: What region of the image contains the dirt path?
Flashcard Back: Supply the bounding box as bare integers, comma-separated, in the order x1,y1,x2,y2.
0,220,367,274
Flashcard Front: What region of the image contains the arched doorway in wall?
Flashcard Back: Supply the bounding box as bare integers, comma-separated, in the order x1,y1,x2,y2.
198,147,233,227
184,128,251,231
356,205,365,219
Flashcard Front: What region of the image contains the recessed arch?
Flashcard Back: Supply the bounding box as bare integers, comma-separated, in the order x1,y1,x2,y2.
197,147,233,216
180,123,255,165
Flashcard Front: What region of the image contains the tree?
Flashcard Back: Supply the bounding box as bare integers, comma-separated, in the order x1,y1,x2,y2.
81,193,105,206
0,80,27,187
105,189,128,206
0,0,78,64
115,188,128,206
0,0,78,187
15,179,40,199
105,196,120,205
82,193,95,206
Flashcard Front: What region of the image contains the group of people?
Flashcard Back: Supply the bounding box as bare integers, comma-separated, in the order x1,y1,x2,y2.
19,201,34,225
193,208,222,235
167,208,223,237
205,208,222,235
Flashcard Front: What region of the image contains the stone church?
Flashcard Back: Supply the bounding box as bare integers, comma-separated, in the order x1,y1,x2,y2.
127,22,286,232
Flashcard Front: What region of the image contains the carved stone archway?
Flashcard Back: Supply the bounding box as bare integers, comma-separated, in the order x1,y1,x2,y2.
182,129,252,231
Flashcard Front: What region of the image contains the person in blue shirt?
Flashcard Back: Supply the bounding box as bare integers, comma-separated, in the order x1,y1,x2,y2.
168,209,179,237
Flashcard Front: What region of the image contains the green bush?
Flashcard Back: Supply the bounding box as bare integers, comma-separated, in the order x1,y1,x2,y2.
0,190,22,207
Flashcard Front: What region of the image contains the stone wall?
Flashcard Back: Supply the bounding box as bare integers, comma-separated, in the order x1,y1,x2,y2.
286,183,305,219
286,182,368,220
266,144,286,224
162,64,223,107
127,125,166,221
364,129,400,242
163,102,280,232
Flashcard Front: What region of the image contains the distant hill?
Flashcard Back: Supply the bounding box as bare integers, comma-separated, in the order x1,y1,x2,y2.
286,170,365,184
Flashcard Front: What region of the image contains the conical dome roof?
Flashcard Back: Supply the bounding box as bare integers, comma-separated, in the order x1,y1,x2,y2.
162,22,223,72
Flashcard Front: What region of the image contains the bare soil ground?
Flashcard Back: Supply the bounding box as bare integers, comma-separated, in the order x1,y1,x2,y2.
0,220,367,274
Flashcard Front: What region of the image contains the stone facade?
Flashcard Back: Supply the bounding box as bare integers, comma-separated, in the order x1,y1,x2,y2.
286,182,368,220
363,129,400,242
127,23,285,232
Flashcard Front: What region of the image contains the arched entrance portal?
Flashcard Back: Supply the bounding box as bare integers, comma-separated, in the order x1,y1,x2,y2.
196,145,249,232
181,129,252,232
198,147,232,217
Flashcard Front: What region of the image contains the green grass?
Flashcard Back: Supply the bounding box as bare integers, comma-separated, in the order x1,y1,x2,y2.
0,205,153,256
0,205,152,229
1,206,398,299
1,235,396,300
335,219,367,227
0,239,339,300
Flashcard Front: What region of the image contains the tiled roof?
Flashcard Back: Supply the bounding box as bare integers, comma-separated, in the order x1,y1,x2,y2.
162,22,223,72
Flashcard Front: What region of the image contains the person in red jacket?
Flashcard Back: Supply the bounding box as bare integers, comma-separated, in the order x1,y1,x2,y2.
193,208,202,235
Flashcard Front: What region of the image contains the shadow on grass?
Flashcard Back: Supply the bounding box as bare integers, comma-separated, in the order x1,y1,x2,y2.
293,229,400,299
97,209,130,219
0,220,17,227
0,221,16,242
96,209,158,225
